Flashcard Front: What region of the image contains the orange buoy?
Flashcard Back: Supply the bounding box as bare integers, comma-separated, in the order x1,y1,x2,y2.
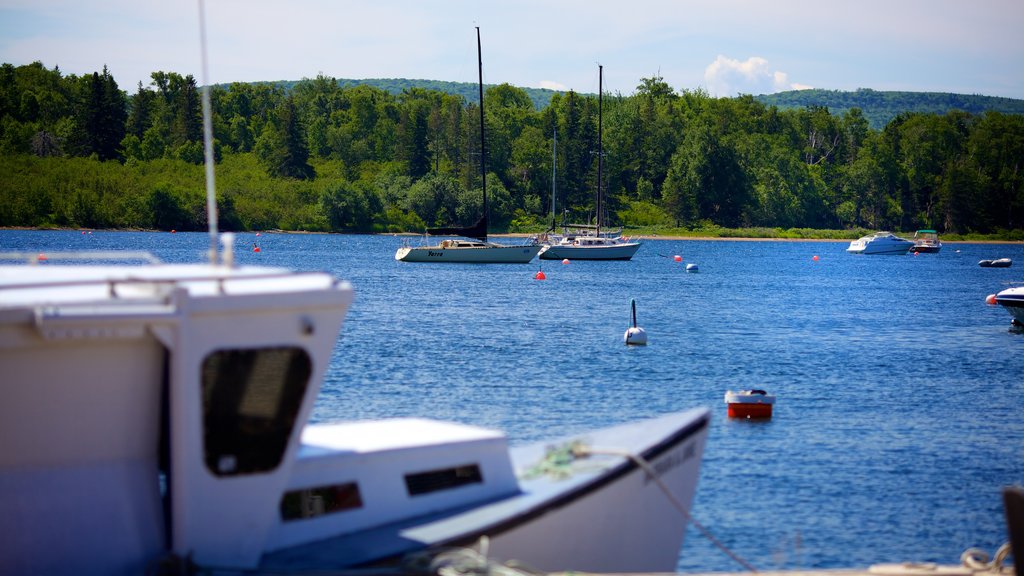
562,259,570,265
986,294,997,305
534,270,546,280
170,229,176,233
674,255,682,262
37,253,47,262
812,255,819,261
253,247,261,253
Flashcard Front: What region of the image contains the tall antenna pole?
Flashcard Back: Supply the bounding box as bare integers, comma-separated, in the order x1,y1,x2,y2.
198,0,219,264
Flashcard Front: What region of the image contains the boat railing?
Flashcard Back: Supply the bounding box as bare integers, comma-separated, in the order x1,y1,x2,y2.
0,265,344,300
0,251,164,265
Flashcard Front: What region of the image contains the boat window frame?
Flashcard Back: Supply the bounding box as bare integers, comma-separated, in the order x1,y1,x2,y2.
200,346,312,477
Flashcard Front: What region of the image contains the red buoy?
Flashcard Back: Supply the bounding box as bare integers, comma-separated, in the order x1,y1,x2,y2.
674,255,682,262
562,259,570,265
534,270,546,280
813,255,819,261
986,294,997,305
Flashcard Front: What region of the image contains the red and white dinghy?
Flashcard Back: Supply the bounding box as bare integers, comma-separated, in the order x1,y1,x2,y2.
724,389,776,419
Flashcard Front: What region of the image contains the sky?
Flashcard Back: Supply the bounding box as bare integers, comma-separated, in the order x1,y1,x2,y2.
1,0,1023,100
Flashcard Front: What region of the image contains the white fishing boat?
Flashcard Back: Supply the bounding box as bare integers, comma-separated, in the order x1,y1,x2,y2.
0,17,710,575
846,231,914,255
395,30,542,264
539,66,641,261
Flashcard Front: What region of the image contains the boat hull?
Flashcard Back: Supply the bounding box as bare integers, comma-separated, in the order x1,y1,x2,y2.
260,409,710,573
396,243,543,263
847,243,913,255
994,287,1024,324
539,241,641,261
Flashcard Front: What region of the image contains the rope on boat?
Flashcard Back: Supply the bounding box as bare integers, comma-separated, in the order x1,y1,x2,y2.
575,445,760,573
960,543,1013,574
403,536,545,576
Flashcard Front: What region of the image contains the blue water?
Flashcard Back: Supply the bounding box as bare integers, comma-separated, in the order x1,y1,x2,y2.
4,230,1023,572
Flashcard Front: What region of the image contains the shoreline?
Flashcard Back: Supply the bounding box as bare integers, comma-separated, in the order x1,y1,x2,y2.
3,227,1021,244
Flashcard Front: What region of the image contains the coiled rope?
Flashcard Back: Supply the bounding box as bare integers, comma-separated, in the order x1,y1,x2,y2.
960,544,1013,574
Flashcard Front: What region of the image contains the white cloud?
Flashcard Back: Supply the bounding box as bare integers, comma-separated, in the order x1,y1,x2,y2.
703,55,807,96
539,80,568,91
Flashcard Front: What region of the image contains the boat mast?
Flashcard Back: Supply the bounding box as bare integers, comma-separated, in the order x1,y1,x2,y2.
477,27,487,238
597,65,603,235
551,127,557,231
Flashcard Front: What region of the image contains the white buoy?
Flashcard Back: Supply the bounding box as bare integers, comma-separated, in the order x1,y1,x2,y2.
624,298,647,346
686,263,698,273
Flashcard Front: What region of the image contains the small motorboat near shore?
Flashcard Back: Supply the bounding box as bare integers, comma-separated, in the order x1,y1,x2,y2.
979,258,1013,268
846,232,914,255
911,229,942,253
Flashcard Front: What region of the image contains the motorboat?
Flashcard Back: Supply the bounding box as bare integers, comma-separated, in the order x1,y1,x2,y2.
979,258,1013,268
395,30,541,265
911,229,942,253
724,390,775,419
994,286,1024,327
0,20,710,576
538,66,641,261
846,231,914,255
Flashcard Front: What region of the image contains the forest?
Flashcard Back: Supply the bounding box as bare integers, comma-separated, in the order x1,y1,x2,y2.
1,60,1023,238
756,88,1024,130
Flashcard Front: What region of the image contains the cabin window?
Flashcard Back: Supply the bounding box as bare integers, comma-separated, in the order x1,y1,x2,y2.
405,464,483,496
280,482,363,521
201,347,312,476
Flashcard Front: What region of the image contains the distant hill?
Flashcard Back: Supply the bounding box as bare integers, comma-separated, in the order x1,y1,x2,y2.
260,78,562,110
755,88,1024,129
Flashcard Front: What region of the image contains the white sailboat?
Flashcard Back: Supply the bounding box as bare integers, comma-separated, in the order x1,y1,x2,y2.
0,17,709,575
540,65,642,261
395,29,543,264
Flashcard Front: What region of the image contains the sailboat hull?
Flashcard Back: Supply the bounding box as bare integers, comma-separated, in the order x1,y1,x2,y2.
396,242,544,263
540,241,641,261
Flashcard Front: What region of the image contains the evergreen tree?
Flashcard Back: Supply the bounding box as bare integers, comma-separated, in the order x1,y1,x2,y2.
255,96,314,180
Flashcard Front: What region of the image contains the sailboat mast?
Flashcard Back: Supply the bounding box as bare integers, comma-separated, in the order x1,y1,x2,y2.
477,27,487,233
551,127,557,230
597,65,603,234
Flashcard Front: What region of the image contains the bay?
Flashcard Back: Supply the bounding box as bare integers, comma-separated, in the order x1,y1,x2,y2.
3,229,1023,572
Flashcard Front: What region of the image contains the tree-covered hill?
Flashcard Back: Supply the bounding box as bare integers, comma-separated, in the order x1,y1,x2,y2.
756,88,1024,130
3,61,1024,237
246,78,562,110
